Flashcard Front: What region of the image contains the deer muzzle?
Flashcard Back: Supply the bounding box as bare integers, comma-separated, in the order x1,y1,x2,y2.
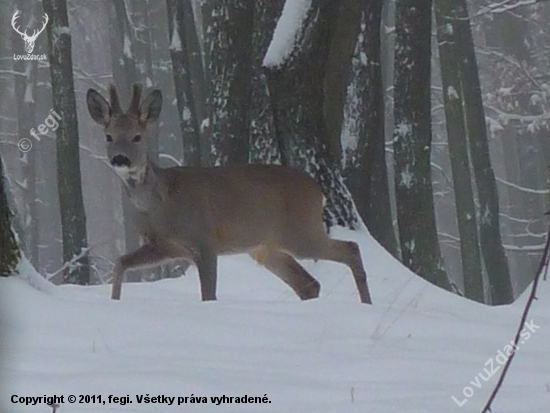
111,154,132,168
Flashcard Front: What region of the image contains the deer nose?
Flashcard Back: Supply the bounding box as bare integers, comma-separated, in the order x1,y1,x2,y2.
111,154,132,168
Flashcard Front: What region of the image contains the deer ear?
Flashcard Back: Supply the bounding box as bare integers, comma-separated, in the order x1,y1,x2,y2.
86,89,111,126
139,90,162,124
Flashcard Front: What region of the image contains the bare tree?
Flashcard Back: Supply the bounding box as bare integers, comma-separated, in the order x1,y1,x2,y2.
392,0,450,290
435,0,484,302
0,153,20,277
265,0,361,229
43,0,90,284
203,0,254,165
11,0,40,267
166,0,202,166
455,0,513,304
345,0,397,256
248,0,284,164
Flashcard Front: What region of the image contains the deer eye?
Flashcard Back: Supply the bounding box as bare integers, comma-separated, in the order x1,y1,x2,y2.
106,134,113,142
132,135,142,143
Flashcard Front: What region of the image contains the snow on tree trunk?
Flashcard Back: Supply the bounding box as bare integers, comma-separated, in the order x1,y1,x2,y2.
455,0,513,304
203,0,254,165
167,0,202,166
249,0,285,164
264,0,361,230
435,0,484,302
43,0,90,285
344,0,398,255
0,154,20,277
392,0,451,290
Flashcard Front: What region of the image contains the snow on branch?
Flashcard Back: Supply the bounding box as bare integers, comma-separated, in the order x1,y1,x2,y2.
496,177,549,195
263,0,312,68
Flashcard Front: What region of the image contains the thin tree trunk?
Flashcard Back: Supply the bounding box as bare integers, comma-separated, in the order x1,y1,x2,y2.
435,0,484,302
108,0,142,281
166,0,202,166
182,0,210,165
11,0,39,267
455,0,514,304
0,153,21,277
393,0,450,290
346,0,397,256
43,0,90,284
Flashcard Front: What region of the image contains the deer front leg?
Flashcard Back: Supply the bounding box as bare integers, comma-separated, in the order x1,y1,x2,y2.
195,249,218,301
111,244,169,300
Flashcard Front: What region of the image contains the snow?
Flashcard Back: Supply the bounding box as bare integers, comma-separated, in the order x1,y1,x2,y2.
447,86,459,100
263,0,312,68
1,228,549,412
123,34,133,58
169,15,182,52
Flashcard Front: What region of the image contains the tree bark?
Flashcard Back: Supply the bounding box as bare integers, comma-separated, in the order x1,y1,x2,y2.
11,0,40,267
43,0,90,284
0,154,20,277
455,0,514,304
204,0,254,165
346,0,397,255
166,0,202,167
248,0,284,164
265,0,361,229
108,0,142,279
435,0,484,302
393,0,450,290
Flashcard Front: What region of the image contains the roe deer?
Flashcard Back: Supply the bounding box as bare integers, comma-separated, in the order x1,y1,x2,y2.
86,84,372,304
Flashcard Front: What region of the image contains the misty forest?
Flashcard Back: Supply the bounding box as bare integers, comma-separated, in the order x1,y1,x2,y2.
2,0,549,304
1,0,550,411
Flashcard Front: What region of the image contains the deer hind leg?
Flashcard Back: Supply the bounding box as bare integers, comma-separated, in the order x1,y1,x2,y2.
291,238,372,305
250,247,320,300
112,244,170,300
322,240,372,304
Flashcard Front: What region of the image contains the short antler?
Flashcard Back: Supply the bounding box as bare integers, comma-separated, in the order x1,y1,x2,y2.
108,84,123,114
128,83,142,116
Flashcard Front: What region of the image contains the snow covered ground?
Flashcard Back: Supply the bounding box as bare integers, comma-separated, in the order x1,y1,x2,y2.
1,228,549,412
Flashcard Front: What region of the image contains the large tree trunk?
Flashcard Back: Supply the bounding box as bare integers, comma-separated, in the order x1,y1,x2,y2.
203,0,254,165
248,0,284,164
0,154,20,277
43,0,90,284
345,0,397,255
434,0,484,302
392,0,450,290
265,0,361,229
455,0,514,305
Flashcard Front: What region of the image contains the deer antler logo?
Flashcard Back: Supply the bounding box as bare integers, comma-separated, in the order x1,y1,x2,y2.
11,10,49,54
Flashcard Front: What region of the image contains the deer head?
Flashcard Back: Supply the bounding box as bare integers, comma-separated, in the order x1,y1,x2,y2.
86,84,162,179
12,10,49,54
